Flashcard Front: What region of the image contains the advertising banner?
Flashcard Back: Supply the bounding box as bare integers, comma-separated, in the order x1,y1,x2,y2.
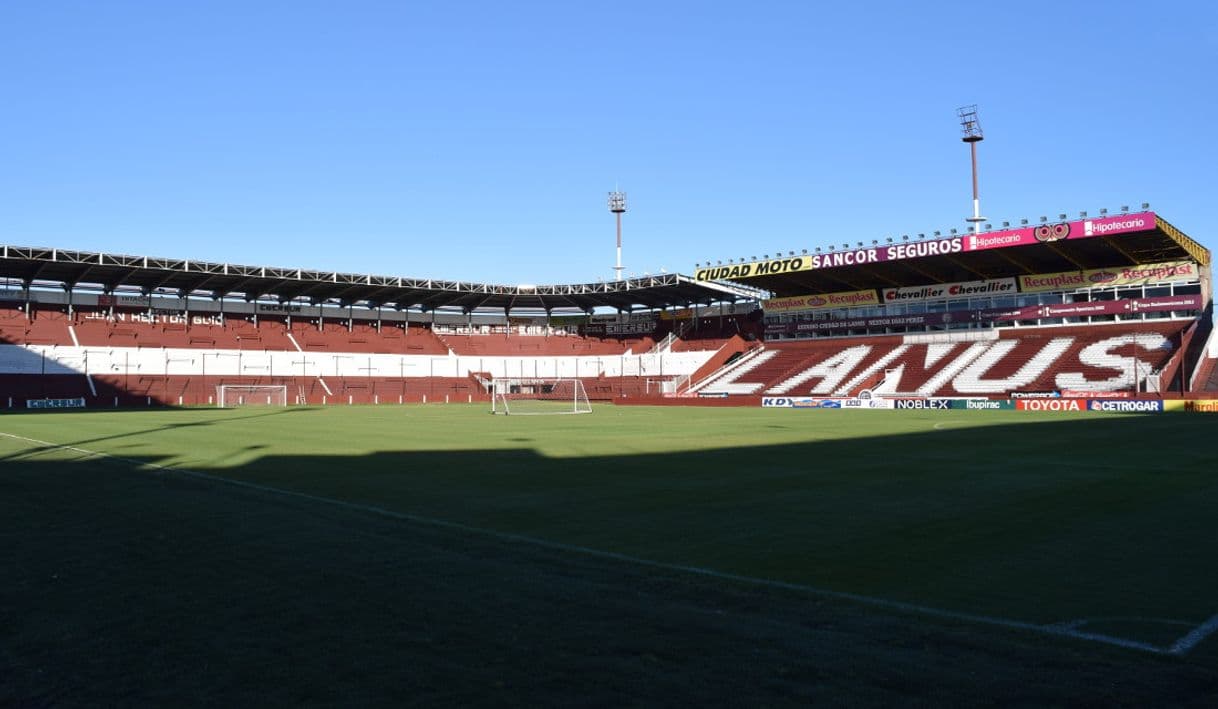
963,212,1155,254
763,289,880,313
1061,390,1132,399
1182,400,1218,413
892,399,952,410
950,399,1015,410
1086,400,1164,413
695,212,1156,281
882,278,1017,304
1015,399,1086,411
839,397,893,409
761,397,865,408
1020,260,1197,293
27,398,86,409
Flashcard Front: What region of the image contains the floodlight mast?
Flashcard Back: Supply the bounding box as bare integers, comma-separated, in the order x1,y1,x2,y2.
608,191,627,281
957,105,986,234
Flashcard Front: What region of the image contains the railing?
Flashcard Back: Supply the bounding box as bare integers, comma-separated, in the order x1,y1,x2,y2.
649,332,678,354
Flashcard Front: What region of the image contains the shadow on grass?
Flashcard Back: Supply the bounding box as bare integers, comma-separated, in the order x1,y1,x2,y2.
2,413,1217,706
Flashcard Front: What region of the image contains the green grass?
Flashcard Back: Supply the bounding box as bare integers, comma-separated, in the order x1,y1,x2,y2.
2,404,1217,705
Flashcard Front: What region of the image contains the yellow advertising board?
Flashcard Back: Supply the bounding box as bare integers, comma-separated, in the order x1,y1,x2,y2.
1019,261,1197,294
762,289,880,313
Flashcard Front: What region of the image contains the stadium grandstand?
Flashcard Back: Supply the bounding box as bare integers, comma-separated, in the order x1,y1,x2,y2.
0,246,762,407
1,208,1214,409
689,209,1216,404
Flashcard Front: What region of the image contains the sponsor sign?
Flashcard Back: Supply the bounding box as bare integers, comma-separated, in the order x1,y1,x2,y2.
963,212,1155,253
1061,390,1132,399
258,304,303,314
710,214,1155,281
882,277,1017,304
793,398,831,408
694,238,968,281
1015,399,1085,411
27,398,86,409
763,397,851,408
892,398,951,410
841,398,893,409
1087,400,1164,413
697,392,729,398
1019,260,1196,293
585,319,658,335
659,308,696,321
950,399,1015,410
1183,400,1218,413
763,289,880,313
1011,391,1061,399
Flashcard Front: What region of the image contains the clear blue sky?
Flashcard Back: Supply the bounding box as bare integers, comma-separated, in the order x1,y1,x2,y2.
2,1,1215,286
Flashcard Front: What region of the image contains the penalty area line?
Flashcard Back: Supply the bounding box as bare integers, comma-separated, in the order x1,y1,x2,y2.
0,430,1170,656
1170,612,1218,655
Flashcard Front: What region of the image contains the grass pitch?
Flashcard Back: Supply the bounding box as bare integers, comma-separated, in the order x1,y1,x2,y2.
3,404,1217,705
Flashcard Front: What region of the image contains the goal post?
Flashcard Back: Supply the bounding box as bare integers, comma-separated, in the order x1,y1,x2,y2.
490,378,592,415
217,384,289,407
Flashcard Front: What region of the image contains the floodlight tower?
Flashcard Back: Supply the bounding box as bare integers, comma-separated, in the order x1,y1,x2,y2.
957,105,986,234
608,190,627,281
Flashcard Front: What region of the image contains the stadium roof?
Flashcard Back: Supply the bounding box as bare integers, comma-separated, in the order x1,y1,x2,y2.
694,212,1210,297
0,245,761,313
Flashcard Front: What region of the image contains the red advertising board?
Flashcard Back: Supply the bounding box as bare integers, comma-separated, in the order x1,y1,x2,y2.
963,212,1155,253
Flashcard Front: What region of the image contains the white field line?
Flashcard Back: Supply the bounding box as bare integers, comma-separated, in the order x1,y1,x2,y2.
0,430,1187,657
1170,612,1218,655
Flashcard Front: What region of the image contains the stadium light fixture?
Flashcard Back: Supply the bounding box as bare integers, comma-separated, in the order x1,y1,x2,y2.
608,191,627,281
815,247,822,253
950,228,958,235
1141,202,1150,209
957,104,986,234
1058,213,1067,221
1099,208,1108,216
983,223,992,231
872,239,878,245
932,231,940,238
828,245,835,251
1002,221,1010,228
1040,216,1048,223
1121,205,1130,213
1020,219,1028,225
903,235,910,241
886,237,893,244
842,243,849,249
801,249,807,255
1079,211,1087,218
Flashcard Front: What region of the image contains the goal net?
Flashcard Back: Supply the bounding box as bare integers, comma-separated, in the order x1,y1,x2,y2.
491,378,592,415
217,385,289,407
